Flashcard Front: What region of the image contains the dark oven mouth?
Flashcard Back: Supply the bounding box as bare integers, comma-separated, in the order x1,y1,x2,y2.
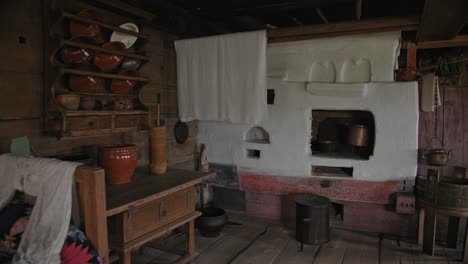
311,110,375,160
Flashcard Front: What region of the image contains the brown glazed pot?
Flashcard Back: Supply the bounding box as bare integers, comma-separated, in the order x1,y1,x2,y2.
99,144,138,185
61,37,94,64
79,97,96,110
110,69,137,94
69,10,102,37
69,75,97,92
94,41,126,71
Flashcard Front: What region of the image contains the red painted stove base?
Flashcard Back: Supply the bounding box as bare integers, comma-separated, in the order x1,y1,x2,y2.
240,172,417,237
239,172,402,204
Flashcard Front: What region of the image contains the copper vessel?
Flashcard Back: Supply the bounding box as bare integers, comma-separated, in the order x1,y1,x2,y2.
348,124,369,147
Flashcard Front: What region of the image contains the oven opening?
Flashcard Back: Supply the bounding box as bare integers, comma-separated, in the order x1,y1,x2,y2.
311,110,375,160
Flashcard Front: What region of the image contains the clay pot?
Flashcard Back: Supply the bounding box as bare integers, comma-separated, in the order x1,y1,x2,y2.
94,41,126,71
56,94,80,110
69,75,97,92
69,10,102,37
79,97,96,110
99,144,138,185
110,70,137,94
195,207,227,237
61,37,94,64
114,98,133,110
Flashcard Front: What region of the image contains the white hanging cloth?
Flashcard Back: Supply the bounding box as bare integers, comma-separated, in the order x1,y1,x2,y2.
175,30,267,124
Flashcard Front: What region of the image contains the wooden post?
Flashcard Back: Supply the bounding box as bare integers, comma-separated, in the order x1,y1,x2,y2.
74,166,109,263
186,221,195,257
463,220,468,263
418,208,425,245
447,216,461,249
422,208,437,256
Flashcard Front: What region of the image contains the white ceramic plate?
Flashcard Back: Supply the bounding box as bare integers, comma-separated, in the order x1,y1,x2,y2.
110,23,139,49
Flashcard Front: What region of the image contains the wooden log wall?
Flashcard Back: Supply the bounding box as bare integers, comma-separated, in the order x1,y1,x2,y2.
0,0,197,170
418,86,468,176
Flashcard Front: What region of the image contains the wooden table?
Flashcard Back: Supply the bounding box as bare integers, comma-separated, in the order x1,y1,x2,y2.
106,167,215,264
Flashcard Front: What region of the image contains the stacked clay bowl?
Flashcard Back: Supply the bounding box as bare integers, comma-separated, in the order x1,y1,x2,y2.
110,69,137,94
94,41,126,71
69,10,102,38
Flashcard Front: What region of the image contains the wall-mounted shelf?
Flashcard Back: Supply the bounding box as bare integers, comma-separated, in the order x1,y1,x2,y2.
62,11,150,40
64,110,148,116
62,69,149,82
55,90,139,97
61,39,149,61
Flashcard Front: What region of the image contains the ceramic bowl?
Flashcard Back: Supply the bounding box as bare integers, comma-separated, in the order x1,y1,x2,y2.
69,75,97,92
93,41,126,71
69,9,102,38
79,97,96,110
56,94,80,110
110,23,139,49
121,57,142,70
114,98,133,110
110,70,137,94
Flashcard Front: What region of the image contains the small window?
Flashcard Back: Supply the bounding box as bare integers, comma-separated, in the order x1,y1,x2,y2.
246,149,261,159
312,165,353,177
267,89,275,104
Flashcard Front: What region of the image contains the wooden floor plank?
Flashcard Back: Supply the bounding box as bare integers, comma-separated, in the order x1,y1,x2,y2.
340,229,379,264
231,223,289,264
313,229,349,264
193,217,271,264
380,238,403,264
272,234,320,264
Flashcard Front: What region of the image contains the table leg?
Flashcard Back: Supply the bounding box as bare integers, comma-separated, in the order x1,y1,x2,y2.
121,250,132,264
186,220,195,257
418,208,425,245
422,208,437,256
447,216,461,249
463,220,468,263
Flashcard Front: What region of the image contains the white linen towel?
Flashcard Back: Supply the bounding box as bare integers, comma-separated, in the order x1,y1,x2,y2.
0,154,80,264
175,30,267,124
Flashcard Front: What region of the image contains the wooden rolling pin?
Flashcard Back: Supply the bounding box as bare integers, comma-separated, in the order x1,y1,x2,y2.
150,94,167,175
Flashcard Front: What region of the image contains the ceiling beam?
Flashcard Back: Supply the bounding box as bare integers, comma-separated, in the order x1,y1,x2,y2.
416,35,468,49
267,16,419,43
196,0,354,16
417,0,468,41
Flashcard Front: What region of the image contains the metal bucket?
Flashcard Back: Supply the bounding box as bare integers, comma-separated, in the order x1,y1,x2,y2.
295,194,330,246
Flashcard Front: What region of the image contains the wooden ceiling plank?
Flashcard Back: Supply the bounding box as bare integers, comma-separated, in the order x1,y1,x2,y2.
93,0,155,21
416,0,468,41
267,16,419,39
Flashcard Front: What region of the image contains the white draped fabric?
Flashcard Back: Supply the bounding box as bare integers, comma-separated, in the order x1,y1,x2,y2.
175,30,267,124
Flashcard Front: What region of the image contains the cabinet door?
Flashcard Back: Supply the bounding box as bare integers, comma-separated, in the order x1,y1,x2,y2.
124,201,162,242
160,188,194,224
66,115,112,131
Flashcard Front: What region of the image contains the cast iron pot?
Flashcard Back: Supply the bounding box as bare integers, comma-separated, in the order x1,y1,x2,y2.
195,207,227,237
423,149,452,166
423,137,452,167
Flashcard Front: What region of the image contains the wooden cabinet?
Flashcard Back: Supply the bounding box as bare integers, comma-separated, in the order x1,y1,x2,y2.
108,187,194,246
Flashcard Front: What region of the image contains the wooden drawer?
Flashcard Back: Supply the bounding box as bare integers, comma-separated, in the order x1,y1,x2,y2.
108,187,195,245
115,114,147,129
66,115,112,131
